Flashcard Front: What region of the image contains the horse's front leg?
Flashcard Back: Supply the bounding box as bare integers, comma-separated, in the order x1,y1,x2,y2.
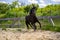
32,23,37,31
25,21,29,29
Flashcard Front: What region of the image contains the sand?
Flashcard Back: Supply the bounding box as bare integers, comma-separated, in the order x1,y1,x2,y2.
0,29,60,40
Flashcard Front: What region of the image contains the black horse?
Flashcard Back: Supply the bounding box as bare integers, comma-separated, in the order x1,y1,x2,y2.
25,6,41,31
25,14,41,31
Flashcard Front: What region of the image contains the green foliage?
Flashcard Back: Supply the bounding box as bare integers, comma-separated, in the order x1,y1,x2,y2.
24,4,39,13
9,0,19,9
0,2,60,18
24,5,31,13
0,3,9,14
42,4,60,16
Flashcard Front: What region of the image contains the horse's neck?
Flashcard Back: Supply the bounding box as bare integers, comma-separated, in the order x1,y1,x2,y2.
32,9,35,12
29,9,36,15
30,13,36,16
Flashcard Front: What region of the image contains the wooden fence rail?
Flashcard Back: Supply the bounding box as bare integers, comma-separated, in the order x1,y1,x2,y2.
0,16,60,27
0,16,60,20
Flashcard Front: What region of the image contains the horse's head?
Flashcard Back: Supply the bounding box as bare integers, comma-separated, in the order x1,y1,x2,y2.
32,6,36,10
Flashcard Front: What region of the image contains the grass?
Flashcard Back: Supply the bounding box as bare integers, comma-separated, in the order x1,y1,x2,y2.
2,26,6,31
41,25,60,32
17,28,22,31
53,18,60,26
37,18,60,32
0,18,60,32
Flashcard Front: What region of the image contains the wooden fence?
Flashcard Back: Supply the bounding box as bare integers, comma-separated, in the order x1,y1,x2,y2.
0,16,60,27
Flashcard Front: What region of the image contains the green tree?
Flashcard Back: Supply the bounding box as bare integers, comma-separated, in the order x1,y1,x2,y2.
24,5,31,13
24,4,39,13
9,0,19,9
0,3,9,14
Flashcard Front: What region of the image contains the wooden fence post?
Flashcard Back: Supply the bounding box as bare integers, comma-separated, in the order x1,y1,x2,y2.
48,17,55,26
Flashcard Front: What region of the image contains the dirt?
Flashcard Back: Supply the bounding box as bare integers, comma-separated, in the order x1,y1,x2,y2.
0,29,60,40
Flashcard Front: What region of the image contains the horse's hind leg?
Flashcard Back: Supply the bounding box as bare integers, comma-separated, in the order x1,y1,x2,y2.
37,20,41,28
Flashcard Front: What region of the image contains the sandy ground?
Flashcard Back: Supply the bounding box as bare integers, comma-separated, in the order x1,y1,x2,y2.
0,29,60,40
